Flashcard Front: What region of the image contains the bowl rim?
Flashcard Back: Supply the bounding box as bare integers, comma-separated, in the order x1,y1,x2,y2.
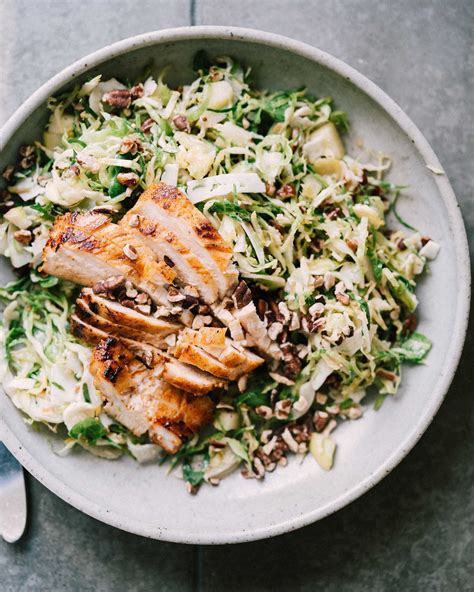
0,26,470,544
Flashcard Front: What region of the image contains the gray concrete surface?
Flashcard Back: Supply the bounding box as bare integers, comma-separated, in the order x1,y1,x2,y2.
1,1,473,590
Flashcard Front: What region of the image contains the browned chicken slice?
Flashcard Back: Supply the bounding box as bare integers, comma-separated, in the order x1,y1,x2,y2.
162,358,227,396
81,288,181,335
75,297,172,349
173,328,264,380
121,183,238,300
70,314,163,366
121,209,220,304
72,314,227,395
70,211,177,285
91,338,214,453
40,213,171,306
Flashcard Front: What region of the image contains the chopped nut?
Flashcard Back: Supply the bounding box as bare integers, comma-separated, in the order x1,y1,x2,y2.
123,243,138,260
261,436,278,455
192,315,212,330
180,309,194,327
186,482,199,495
260,429,273,445
281,428,299,453
256,405,273,419
13,229,32,245
92,275,126,295
19,145,34,158
76,153,100,173
326,404,340,415
275,399,292,420
2,165,15,181
347,406,363,420
376,368,398,381
289,312,300,331
232,281,253,309
316,393,328,405
265,462,277,472
135,304,151,315
117,172,139,187
346,238,358,252
236,374,247,392
141,117,155,133
120,137,142,155
135,292,149,305
130,84,144,100
102,88,132,109
335,281,350,306
253,457,265,479
128,214,140,228
167,286,185,303
268,322,284,341
313,411,330,432
326,207,342,219
276,184,296,199
278,456,288,467
173,115,191,132
280,342,302,381
308,302,324,317
265,182,276,197
125,285,138,298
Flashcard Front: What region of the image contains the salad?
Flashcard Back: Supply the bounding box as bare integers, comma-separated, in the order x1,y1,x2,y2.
0,53,440,492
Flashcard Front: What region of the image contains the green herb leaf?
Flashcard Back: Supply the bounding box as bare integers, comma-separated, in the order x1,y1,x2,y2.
182,460,205,486
69,418,107,444
393,332,432,363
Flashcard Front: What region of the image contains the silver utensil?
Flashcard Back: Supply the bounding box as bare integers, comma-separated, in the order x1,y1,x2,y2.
0,442,27,543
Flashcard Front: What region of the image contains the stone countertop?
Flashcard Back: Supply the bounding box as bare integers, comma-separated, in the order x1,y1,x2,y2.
1,1,472,590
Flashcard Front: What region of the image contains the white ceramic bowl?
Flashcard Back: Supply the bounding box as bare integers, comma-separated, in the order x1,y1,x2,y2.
0,27,470,544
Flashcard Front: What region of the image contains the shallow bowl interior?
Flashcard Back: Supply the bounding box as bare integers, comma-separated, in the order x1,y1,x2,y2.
0,27,470,544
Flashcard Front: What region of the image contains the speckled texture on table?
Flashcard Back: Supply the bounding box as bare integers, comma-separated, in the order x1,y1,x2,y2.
0,1,472,591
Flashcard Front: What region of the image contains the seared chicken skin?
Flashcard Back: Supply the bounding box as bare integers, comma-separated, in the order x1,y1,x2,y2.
91,338,214,453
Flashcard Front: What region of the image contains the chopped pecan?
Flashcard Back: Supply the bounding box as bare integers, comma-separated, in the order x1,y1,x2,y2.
92,275,126,295
280,342,302,380
232,280,253,309
102,89,132,109
117,172,139,187
2,165,15,181
326,207,342,220
172,115,191,132
346,238,358,252
265,182,276,197
130,84,144,100
13,229,32,245
120,137,143,155
276,184,296,199
141,117,155,133
313,411,330,432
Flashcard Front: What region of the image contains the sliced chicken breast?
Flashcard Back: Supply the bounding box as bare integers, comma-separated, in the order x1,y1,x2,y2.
91,338,214,453
174,329,264,379
162,358,227,396
70,314,163,366
70,211,177,285
81,289,181,335
41,213,170,305
122,183,238,299
75,297,171,349
121,208,220,304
